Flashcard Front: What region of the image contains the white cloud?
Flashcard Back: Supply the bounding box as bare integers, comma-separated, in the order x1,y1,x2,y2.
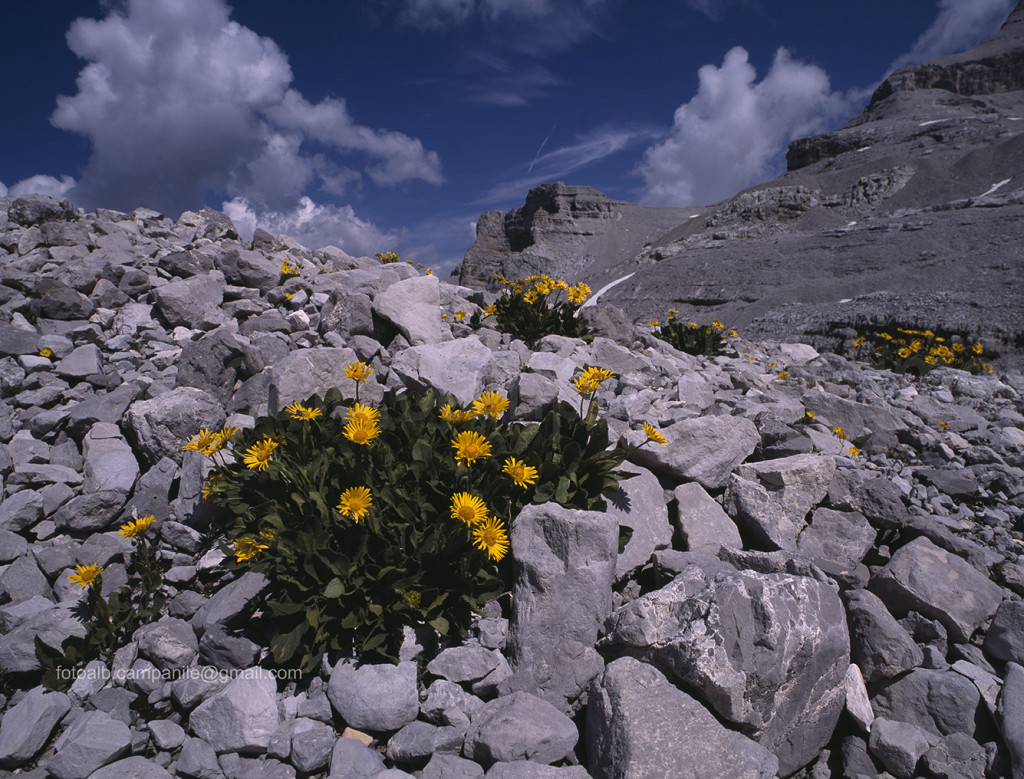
0,182,7,198
479,128,655,204
49,0,441,219
8,174,78,198
889,0,1014,71
222,196,399,258
638,46,852,207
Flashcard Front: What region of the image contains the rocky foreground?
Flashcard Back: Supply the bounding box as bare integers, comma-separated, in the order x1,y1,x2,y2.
1,194,1024,778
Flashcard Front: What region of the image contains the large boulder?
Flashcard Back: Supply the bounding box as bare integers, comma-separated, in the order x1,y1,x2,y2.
724,453,836,551
372,274,443,346
869,536,1004,643
503,503,618,712
327,660,420,732
602,462,672,580
265,346,358,415
463,691,578,766
125,387,225,467
188,668,280,753
388,337,499,406
152,271,226,329
600,557,849,775
587,657,778,779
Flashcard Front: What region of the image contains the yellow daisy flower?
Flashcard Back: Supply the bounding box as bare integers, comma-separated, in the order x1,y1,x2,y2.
243,437,279,471
502,457,538,489
451,431,492,466
347,403,380,427
472,517,509,562
337,487,372,522
39,347,53,358
471,391,510,420
451,492,489,526
183,429,219,453
69,563,103,589
232,537,269,562
344,361,374,383
285,402,323,421
642,423,667,446
118,515,156,540
833,426,847,440
343,418,380,445
455,311,467,321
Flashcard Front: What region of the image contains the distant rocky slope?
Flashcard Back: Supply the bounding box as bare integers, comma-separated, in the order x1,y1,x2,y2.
457,2,1024,370
1,193,1024,777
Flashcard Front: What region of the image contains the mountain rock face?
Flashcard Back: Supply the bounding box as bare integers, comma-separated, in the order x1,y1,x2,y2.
456,182,687,290
460,2,1024,369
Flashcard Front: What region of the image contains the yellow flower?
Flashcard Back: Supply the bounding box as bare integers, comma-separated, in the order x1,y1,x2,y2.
729,329,738,338
212,427,239,452
451,492,489,526
667,308,679,315
938,421,950,430
472,516,510,562
805,410,816,420
972,342,984,354
711,319,724,330
567,284,590,304
898,348,911,359
403,590,421,608
688,322,698,329
232,537,269,562
848,447,861,457
642,422,667,446
285,402,323,421
451,430,492,466
523,289,539,304
243,436,279,471
577,367,615,392
924,355,938,365
776,371,790,380
39,347,53,358
347,403,380,427
284,292,293,300
535,282,552,296
259,528,277,542
910,340,923,353
648,320,661,327
201,473,222,501
441,313,448,320
502,457,538,489
471,391,510,420
573,375,601,396
118,515,156,540
833,426,847,440
343,418,380,445
344,361,374,383
183,429,219,453
952,343,965,353
439,404,476,423
69,563,103,589
337,487,372,522
484,304,497,317
853,337,866,347
455,311,466,321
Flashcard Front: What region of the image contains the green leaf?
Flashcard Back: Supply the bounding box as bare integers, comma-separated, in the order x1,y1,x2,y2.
323,577,345,599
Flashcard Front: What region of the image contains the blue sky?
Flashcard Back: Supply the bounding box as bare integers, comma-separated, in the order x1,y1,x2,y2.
0,0,1014,274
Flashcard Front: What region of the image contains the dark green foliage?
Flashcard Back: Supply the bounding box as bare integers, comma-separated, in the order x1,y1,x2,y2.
470,276,592,349
652,318,728,356
846,325,991,376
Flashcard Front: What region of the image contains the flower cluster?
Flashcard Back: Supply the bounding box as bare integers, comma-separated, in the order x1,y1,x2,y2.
849,326,991,375
374,251,400,263
471,274,592,348
279,258,302,278
650,312,733,357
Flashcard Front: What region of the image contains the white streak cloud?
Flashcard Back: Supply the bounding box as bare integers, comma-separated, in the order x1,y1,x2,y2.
8,175,78,198
889,0,1014,71
46,0,441,255
638,46,852,207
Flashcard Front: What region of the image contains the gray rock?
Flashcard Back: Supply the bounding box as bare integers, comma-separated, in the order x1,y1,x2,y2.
0,595,54,633
82,422,139,494
147,719,186,750
463,691,577,765
265,346,358,415
153,271,226,328
134,617,199,672
327,660,419,732
843,588,924,683
318,290,375,340
188,668,280,754
388,337,498,406
372,274,443,345
921,733,988,779
0,554,51,604
213,248,280,292
983,599,1024,665
869,536,1004,643
421,679,485,727
998,662,1024,779
176,737,224,778
125,386,226,467
484,765,590,778
328,736,386,777
64,381,142,441
673,481,743,554
0,489,44,531
0,687,70,768
46,709,132,779
505,503,617,712
175,328,248,406
189,573,267,638
427,646,502,685
420,753,484,779
54,343,102,379
871,668,981,737
600,559,849,776
198,625,260,670
386,720,462,763
628,414,759,489
85,756,174,778
797,507,875,573
9,194,76,226
290,720,336,774
843,662,874,734
53,489,126,533
39,285,95,320
602,462,672,579
724,453,836,551
802,392,907,445
868,717,940,779
170,668,230,711
587,656,778,779
0,528,29,562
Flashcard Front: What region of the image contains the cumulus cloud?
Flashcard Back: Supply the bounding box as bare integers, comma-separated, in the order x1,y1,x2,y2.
46,0,440,254
8,174,77,198
638,46,852,207
0,182,7,197
889,0,1014,71
223,196,400,256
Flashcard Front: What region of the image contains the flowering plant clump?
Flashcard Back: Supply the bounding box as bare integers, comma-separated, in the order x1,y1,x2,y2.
650,312,731,356
196,366,634,670
470,274,593,348
847,325,991,375
374,251,401,263
36,514,167,691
